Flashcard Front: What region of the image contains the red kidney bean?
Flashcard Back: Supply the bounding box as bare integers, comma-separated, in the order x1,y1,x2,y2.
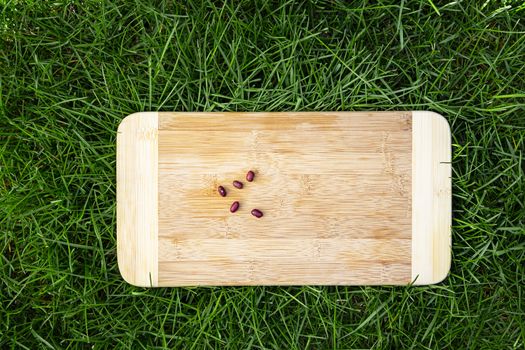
233,180,243,189
217,186,227,197
246,170,255,182
230,201,239,213
251,209,263,218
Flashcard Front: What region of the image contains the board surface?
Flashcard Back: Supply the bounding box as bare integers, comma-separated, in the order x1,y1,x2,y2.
117,111,451,286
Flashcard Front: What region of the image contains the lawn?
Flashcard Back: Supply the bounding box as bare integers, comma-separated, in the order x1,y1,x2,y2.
1,0,524,348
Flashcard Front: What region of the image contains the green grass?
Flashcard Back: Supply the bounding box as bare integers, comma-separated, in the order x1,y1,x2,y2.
1,0,524,348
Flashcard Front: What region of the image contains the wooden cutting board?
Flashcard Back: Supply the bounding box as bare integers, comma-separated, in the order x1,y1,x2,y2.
117,111,451,287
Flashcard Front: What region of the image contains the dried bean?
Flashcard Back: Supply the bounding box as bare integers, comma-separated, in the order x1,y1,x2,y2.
233,180,243,189
218,186,227,197
246,170,255,182
230,201,240,213
251,209,263,218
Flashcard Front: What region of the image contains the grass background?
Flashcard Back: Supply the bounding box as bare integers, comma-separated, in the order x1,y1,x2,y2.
1,0,524,348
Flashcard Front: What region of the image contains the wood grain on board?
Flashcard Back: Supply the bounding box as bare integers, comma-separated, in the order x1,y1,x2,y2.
116,111,451,286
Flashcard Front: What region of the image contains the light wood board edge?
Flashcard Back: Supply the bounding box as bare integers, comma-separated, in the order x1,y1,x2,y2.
117,112,159,287
411,111,452,285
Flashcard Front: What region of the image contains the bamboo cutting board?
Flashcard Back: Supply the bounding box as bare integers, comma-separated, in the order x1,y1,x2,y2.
117,111,451,287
